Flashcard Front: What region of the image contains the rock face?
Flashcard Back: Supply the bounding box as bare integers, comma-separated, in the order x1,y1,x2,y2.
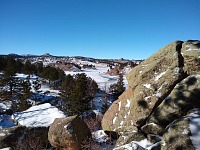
102,40,200,149
142,75,200,135
48,115,91,150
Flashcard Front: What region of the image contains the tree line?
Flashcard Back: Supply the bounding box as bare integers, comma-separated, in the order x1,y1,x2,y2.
0,56,125,115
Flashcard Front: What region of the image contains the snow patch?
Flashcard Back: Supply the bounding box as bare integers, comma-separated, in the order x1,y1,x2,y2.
182,129,189,135
144,96,151,101
0,115,15,128
174,67,180,75
165,95,171,102
131,120,134,125
155,71,166,81
188,48,200,51
11,103,66,127
92,130,109,143
188,109,200,150
120,121,124,126
155,92,161,98
148,123,157,126
114,139,152,150
0,148,11,150
143,84,151,89
64,122,73,134
0,133,6,136
113,117,117,124
0,101,12,110
125,99,130,108
118,101,121,111
155,84,165,98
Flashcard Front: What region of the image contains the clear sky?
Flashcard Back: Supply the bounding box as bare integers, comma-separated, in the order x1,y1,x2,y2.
0,0,200,59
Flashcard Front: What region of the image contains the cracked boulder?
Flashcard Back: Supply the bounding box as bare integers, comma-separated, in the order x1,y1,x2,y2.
102,40,200,149
102,40,187,133
48,115,91,150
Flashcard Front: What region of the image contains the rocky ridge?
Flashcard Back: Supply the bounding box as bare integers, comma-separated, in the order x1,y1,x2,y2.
102,40,200,149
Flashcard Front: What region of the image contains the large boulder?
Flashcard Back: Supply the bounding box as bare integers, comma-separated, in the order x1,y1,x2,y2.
0,126,26,148
102,40,187,132
161,108,200,150
102,40,200,149
142,75,200,135
48,115,91,150
0,126,49,149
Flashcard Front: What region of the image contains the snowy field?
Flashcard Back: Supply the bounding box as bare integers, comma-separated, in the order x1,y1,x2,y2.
65,67,118,91
65,62,128,91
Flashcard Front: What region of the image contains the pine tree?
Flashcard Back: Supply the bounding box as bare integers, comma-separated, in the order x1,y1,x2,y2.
32,77,41,92
23,60,33,74
61,74,74,112
70,73,88,115
109,73,125,99
18,76,32,111
61,73,98,115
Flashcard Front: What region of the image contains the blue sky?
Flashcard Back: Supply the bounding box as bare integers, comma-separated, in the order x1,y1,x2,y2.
0,0,200,59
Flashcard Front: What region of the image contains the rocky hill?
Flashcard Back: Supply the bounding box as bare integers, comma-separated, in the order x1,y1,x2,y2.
102,40,200,149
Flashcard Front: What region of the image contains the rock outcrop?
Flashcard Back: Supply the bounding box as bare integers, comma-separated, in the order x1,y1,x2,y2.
102,40,200,149
48,115,91,150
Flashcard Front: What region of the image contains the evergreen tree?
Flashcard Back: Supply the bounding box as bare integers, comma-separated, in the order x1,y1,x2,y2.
32,77,41,92
18,76,32,111
22,60,33,74
42,66,59,84
4,57,17,77
35,62,43,76
109,73,125,99
61,74,74,112
61,73,98,115
70,73,88,115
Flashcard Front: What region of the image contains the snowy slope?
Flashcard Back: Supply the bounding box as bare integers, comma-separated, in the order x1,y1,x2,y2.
11,103,65,127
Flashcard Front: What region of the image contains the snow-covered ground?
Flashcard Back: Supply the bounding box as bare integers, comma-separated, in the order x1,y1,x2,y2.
0,115,15,128
11,103,65,127
188,109,200,150
15,73,60,103
65,62,128,91
0,148,10,150
65,67,118,91
0,101,12,110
